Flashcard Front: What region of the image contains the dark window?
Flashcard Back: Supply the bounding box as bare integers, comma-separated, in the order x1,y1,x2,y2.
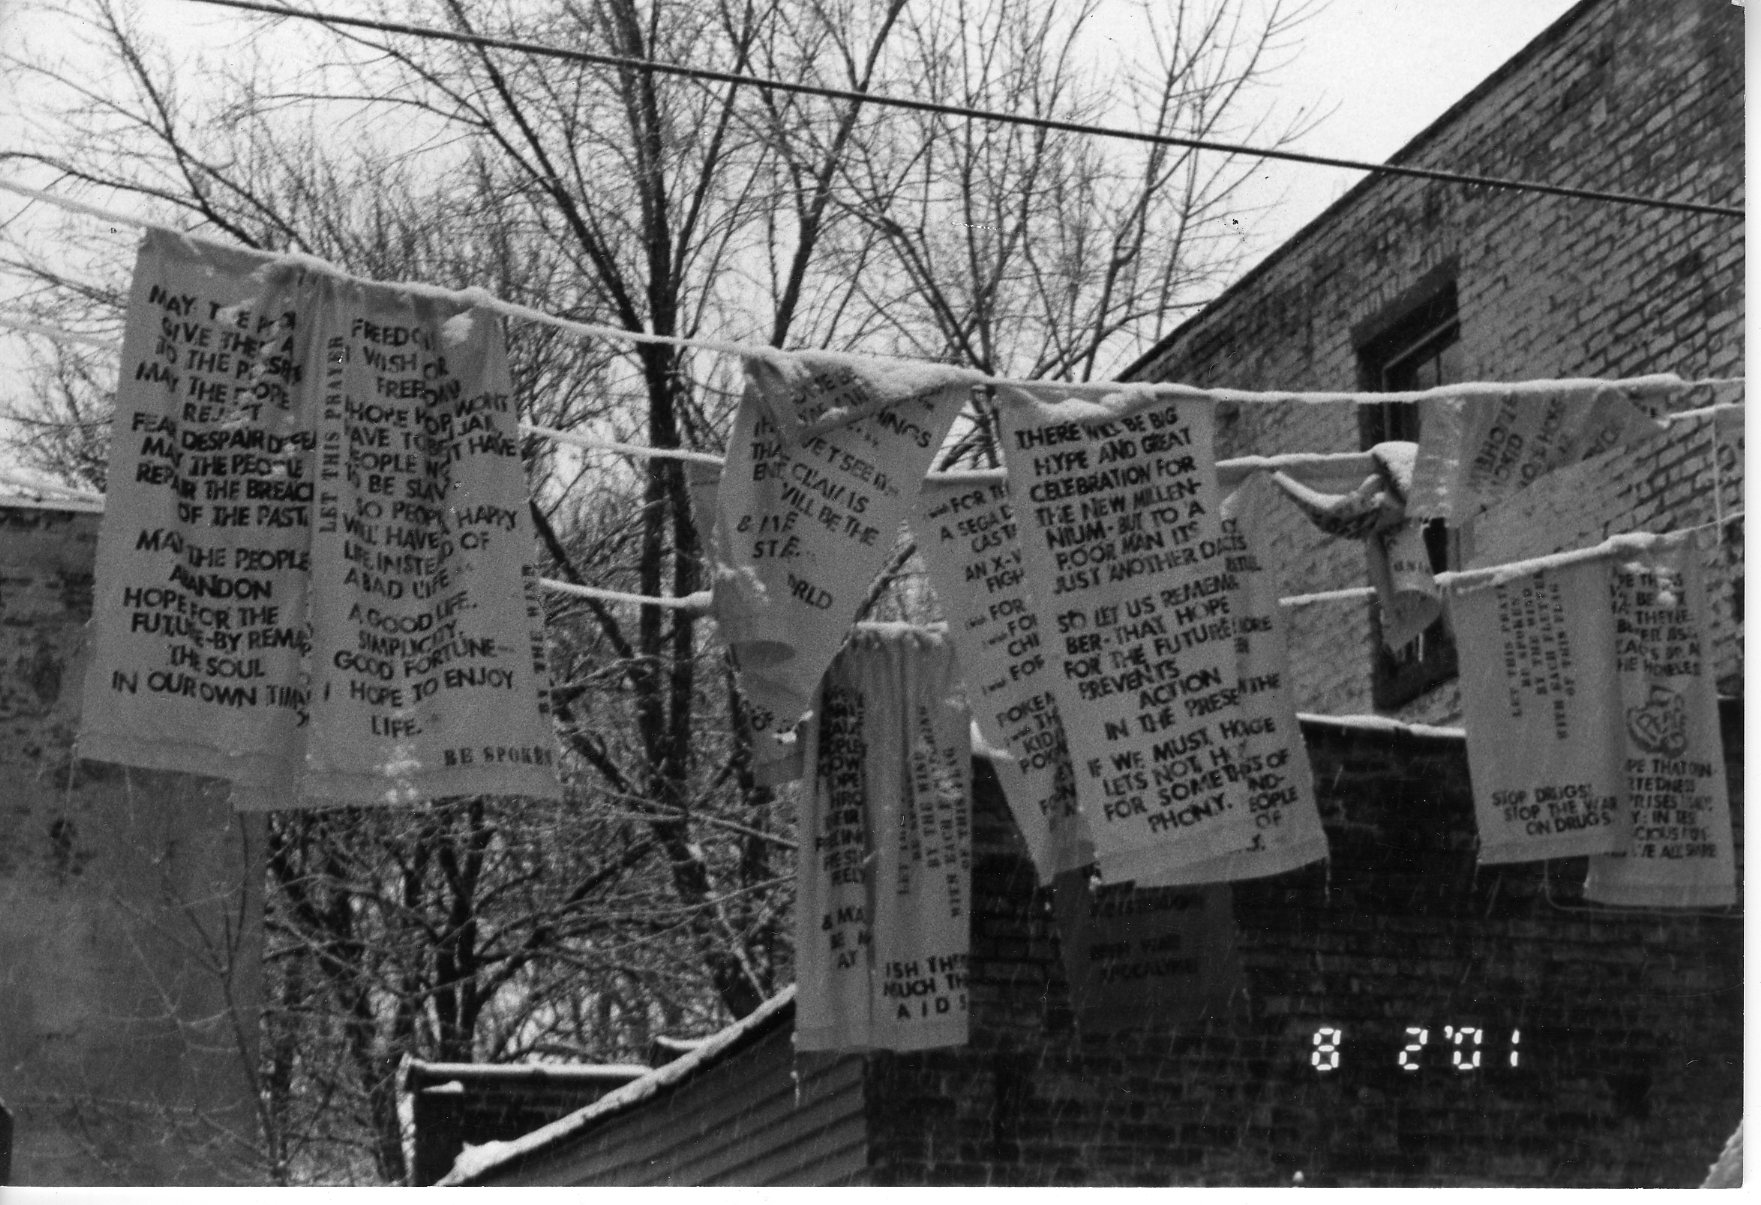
1357,284,1460,710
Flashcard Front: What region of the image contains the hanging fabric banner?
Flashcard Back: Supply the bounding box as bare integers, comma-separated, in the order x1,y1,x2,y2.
685,461,724,554
793,627,972,1052
274,271,558,808
1271,441,1439,651
745,350,979,445
1408,380,1669,523
1369,519,1444,650
709,353,970,784
1584,539,1735,907
79,230,559,809
78,231,315,792
1051,870,1241,1034
910,473,1091,883
1121,473,1328,886
1450,556,1628,863
868,626,973,1051
996,384,1257,883
792,643,879,1052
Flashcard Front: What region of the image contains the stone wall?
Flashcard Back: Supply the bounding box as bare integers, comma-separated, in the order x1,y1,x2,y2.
0,503,265,1185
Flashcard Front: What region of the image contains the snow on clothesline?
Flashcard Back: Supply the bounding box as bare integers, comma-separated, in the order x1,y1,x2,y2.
498,519,1754,617
0,338,1743,615
0,314,1745,487
0,183,1744,616
8,458,1736,617
1272,517,1741,609
0,181,1747,407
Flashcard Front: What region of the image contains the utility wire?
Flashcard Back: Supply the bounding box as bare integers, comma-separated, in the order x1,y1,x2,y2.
174,0,1743,222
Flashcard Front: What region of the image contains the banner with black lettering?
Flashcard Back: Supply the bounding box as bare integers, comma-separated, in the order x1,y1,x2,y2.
275,272,557,807
793,627,972,1051
1451,556,1629,863
911,474,1091,883
80,229,560,809
868,626,972,1051
745,349,979,445
1121,473,1327,885
997,383,1257,884
1585,539,1735,907
793,643,879,1051
1408,380,1668,522
1051,870,1241,1034
709,354,969,783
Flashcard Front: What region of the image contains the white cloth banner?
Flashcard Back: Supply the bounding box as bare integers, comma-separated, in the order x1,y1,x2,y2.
1585,540,1735,907
911,475,1091,883
869,627,973,1051
710,354,969,783
1052,870,1241,1034
997,384,1258,883
744,349,979,444
1370,519,1445,650
1269,443,1440,651
80,230,560,809
792,639,880,1051
794,626,972,1052
1409,381,1667,522
1123,473,1328,886
1451,557,1629,863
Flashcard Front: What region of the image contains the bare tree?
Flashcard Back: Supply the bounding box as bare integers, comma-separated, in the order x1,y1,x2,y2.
833,0,1317,381
1,0,1316,1183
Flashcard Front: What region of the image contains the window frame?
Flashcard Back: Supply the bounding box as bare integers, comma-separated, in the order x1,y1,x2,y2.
1355,282,1462,711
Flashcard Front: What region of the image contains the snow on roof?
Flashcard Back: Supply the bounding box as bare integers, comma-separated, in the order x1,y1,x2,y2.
436,985,797,1186
0,466,104,512
1702,1119,1742,1189
405,1060,652,1086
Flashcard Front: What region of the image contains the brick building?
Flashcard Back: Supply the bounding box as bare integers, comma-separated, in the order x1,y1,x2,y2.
1123,0,1742,723
434,0,1743,1188
445,719,1742,1187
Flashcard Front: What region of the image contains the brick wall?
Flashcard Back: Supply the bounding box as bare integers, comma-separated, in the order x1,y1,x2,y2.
0,503,266,1185
865,720,1742,1188
1128,0,1744,720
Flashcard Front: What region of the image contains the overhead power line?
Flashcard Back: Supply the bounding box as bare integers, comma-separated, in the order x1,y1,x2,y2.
177,0,1742,222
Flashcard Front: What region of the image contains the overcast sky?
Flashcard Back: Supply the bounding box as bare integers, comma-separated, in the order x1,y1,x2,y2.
0,0,1590,390
1170,0,1584,265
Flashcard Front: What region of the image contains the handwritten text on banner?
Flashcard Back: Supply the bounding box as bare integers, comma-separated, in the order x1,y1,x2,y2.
79,229,559,809
997,385,1257,882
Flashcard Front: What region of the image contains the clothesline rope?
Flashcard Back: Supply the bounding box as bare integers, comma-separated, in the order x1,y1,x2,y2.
170,0,1746,221
0,286,1745,414
541,579,713,612
539,513,1746,616
5,308,1739,482
0,203,1742,613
